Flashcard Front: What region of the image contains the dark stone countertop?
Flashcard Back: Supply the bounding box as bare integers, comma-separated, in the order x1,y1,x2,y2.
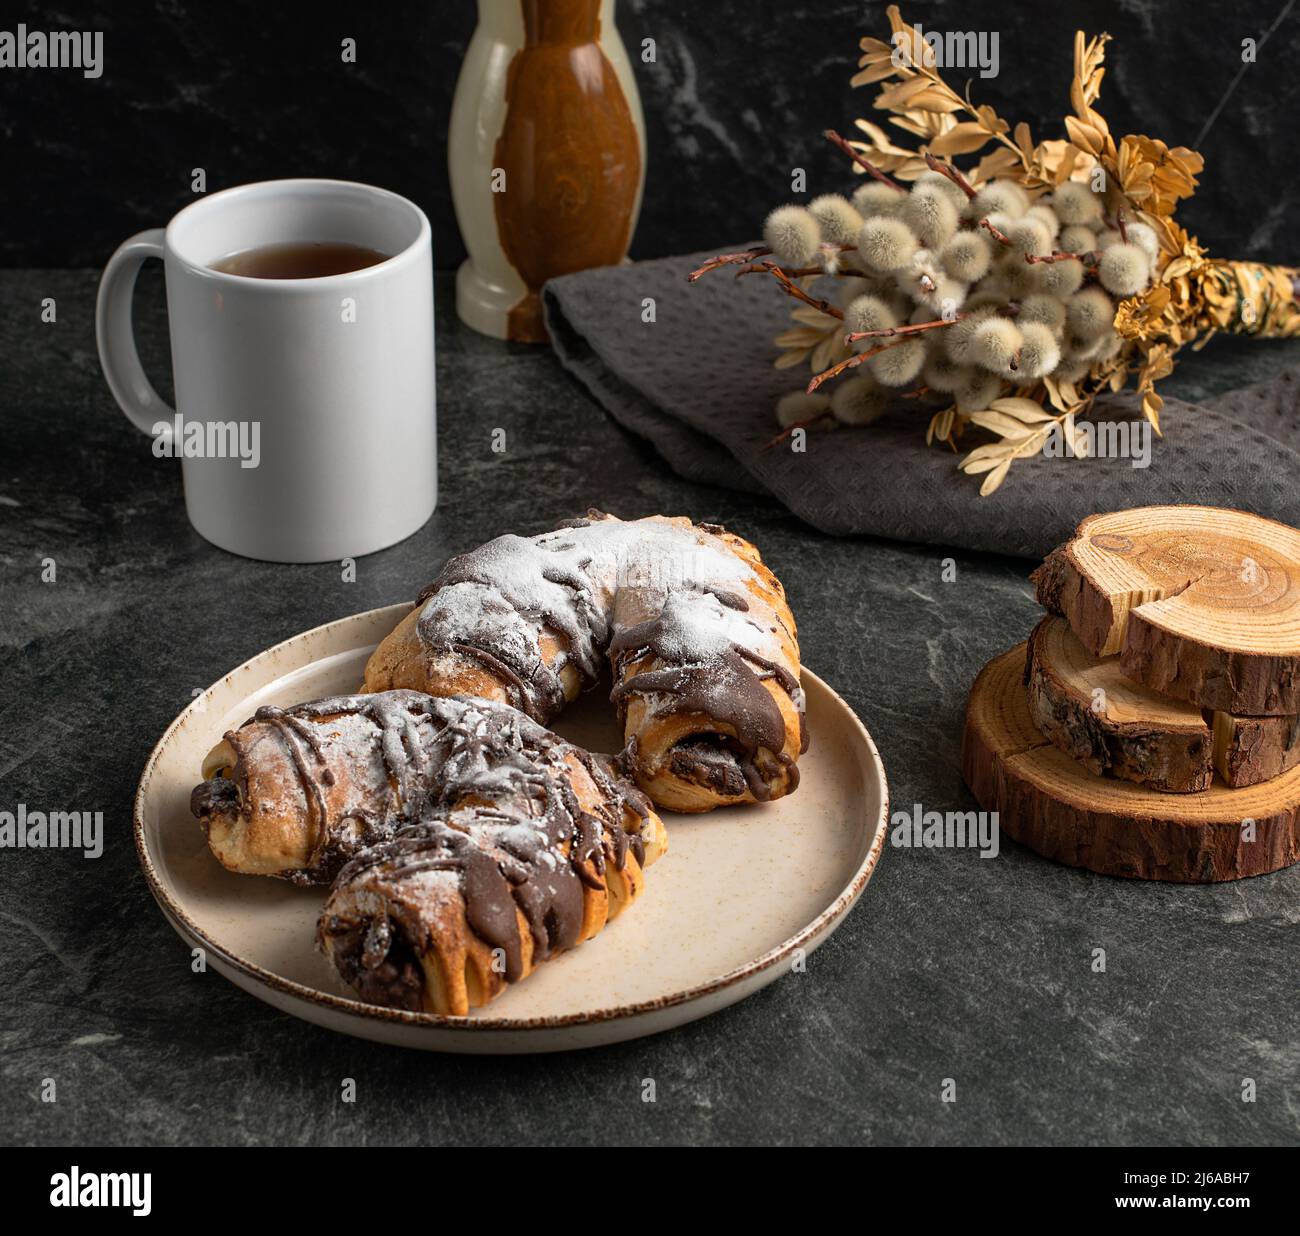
1,269,1295,1147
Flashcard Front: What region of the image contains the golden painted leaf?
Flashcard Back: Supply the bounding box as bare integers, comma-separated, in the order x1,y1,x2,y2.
1040,141,1082,185
970,147,1022,183
1074,94,1111,146
774,348,812,370
791,306,839,328
905,88,965,114
885,4,923,63
875,76,941,110
857,48,895,68
1013,429,1050,459
1140,342,1172,374
1065,415,1091,458
925,409,942,446
928,121,993,156
1043,377,1068,412
961,442,1015,466
851,119,915,158
961,456,1010,476
1125,180,1154,205
1087,67,1107,106
811,331,845,373
867,150,922,175
1139,210,1180,254
1144,285,1172,315
773,327,827,347
852,59,901,87
968,411,1035,439
989,397,1054,423
979,458,1013,495
1070,76,1088,121
1064,115,1104,156
890,113,940,140
1073,32,1110,107
859,37,894,57
1122,135,1201,211
1014,122,1036,160
852,116,890,143
1142,391,1163,434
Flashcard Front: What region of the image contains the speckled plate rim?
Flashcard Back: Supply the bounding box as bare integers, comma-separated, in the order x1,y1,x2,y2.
134,603,889,1050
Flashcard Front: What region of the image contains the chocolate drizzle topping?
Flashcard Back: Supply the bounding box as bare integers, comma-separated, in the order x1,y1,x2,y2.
609,627,801,800
197,690,652,1005
209,687,648,866
410,511,806,799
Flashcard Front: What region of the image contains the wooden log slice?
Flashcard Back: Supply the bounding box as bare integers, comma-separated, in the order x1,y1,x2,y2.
963,645,1300,881
1032,505,1300,715
1028,615,1300,791
1026,617,1212,793
1213,711,1300,788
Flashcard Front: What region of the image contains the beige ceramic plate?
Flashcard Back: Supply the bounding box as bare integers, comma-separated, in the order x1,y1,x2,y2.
135,604,888,1053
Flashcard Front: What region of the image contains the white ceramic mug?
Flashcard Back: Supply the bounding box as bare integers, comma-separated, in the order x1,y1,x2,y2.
96,179,436,562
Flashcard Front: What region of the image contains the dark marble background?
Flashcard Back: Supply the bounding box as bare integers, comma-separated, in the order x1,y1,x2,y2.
2,0,1298,269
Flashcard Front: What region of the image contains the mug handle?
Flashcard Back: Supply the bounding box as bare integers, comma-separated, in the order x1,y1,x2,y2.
95,229,175,449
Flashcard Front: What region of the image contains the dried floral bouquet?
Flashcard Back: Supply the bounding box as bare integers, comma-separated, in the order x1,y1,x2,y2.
690,5,1300,493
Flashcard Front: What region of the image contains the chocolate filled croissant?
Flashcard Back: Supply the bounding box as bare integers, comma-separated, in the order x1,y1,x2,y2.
362,511,807,813
190,690,664,892
318,749,667,1015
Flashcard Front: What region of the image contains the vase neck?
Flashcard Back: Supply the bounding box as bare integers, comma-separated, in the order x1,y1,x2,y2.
519,0,603,45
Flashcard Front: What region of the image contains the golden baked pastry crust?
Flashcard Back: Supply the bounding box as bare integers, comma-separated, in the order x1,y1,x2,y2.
191,690,666,1014
318,744,666,1015
363,511,806,812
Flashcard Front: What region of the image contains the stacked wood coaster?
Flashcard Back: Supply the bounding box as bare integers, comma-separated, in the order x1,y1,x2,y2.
963,506,1300,882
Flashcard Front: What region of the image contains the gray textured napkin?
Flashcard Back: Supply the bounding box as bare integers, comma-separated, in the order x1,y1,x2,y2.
543,247,1300,559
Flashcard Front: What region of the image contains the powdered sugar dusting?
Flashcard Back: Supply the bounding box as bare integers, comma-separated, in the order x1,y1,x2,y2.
414,513,789,730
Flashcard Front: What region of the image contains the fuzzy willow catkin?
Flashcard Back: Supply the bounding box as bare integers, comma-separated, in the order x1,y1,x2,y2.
764,205,821,267
762,173,1153,433
776,390,832,429
857,216,918,272
830,376,888,425
809,194,864,246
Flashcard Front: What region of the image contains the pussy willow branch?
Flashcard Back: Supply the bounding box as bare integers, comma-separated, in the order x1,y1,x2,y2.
689,242,856,283
844,314,967,345
1026,249,1100,271
923,152,977,201
806,336,913,392
753,262,846,319
980,217,1013,247
1026,249,1089,264
688,247,771,281
824,129,906,192
737,262,862,278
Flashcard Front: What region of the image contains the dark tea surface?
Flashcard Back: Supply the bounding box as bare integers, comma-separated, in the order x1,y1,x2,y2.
210,241,390,279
